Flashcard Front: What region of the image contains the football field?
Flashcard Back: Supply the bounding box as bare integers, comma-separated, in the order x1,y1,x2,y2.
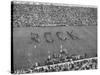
13,25,97,70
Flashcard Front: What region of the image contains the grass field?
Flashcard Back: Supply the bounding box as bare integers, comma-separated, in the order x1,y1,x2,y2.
13,26,97,70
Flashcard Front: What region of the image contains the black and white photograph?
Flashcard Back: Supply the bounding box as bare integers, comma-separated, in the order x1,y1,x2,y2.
11,0,97,74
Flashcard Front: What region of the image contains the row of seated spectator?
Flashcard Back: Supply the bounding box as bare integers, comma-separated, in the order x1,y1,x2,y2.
14,57,97,74
32,57,97,73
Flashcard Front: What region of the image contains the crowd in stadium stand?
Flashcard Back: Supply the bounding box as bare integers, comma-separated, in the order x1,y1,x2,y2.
14,46,97,74
12,1,97,27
